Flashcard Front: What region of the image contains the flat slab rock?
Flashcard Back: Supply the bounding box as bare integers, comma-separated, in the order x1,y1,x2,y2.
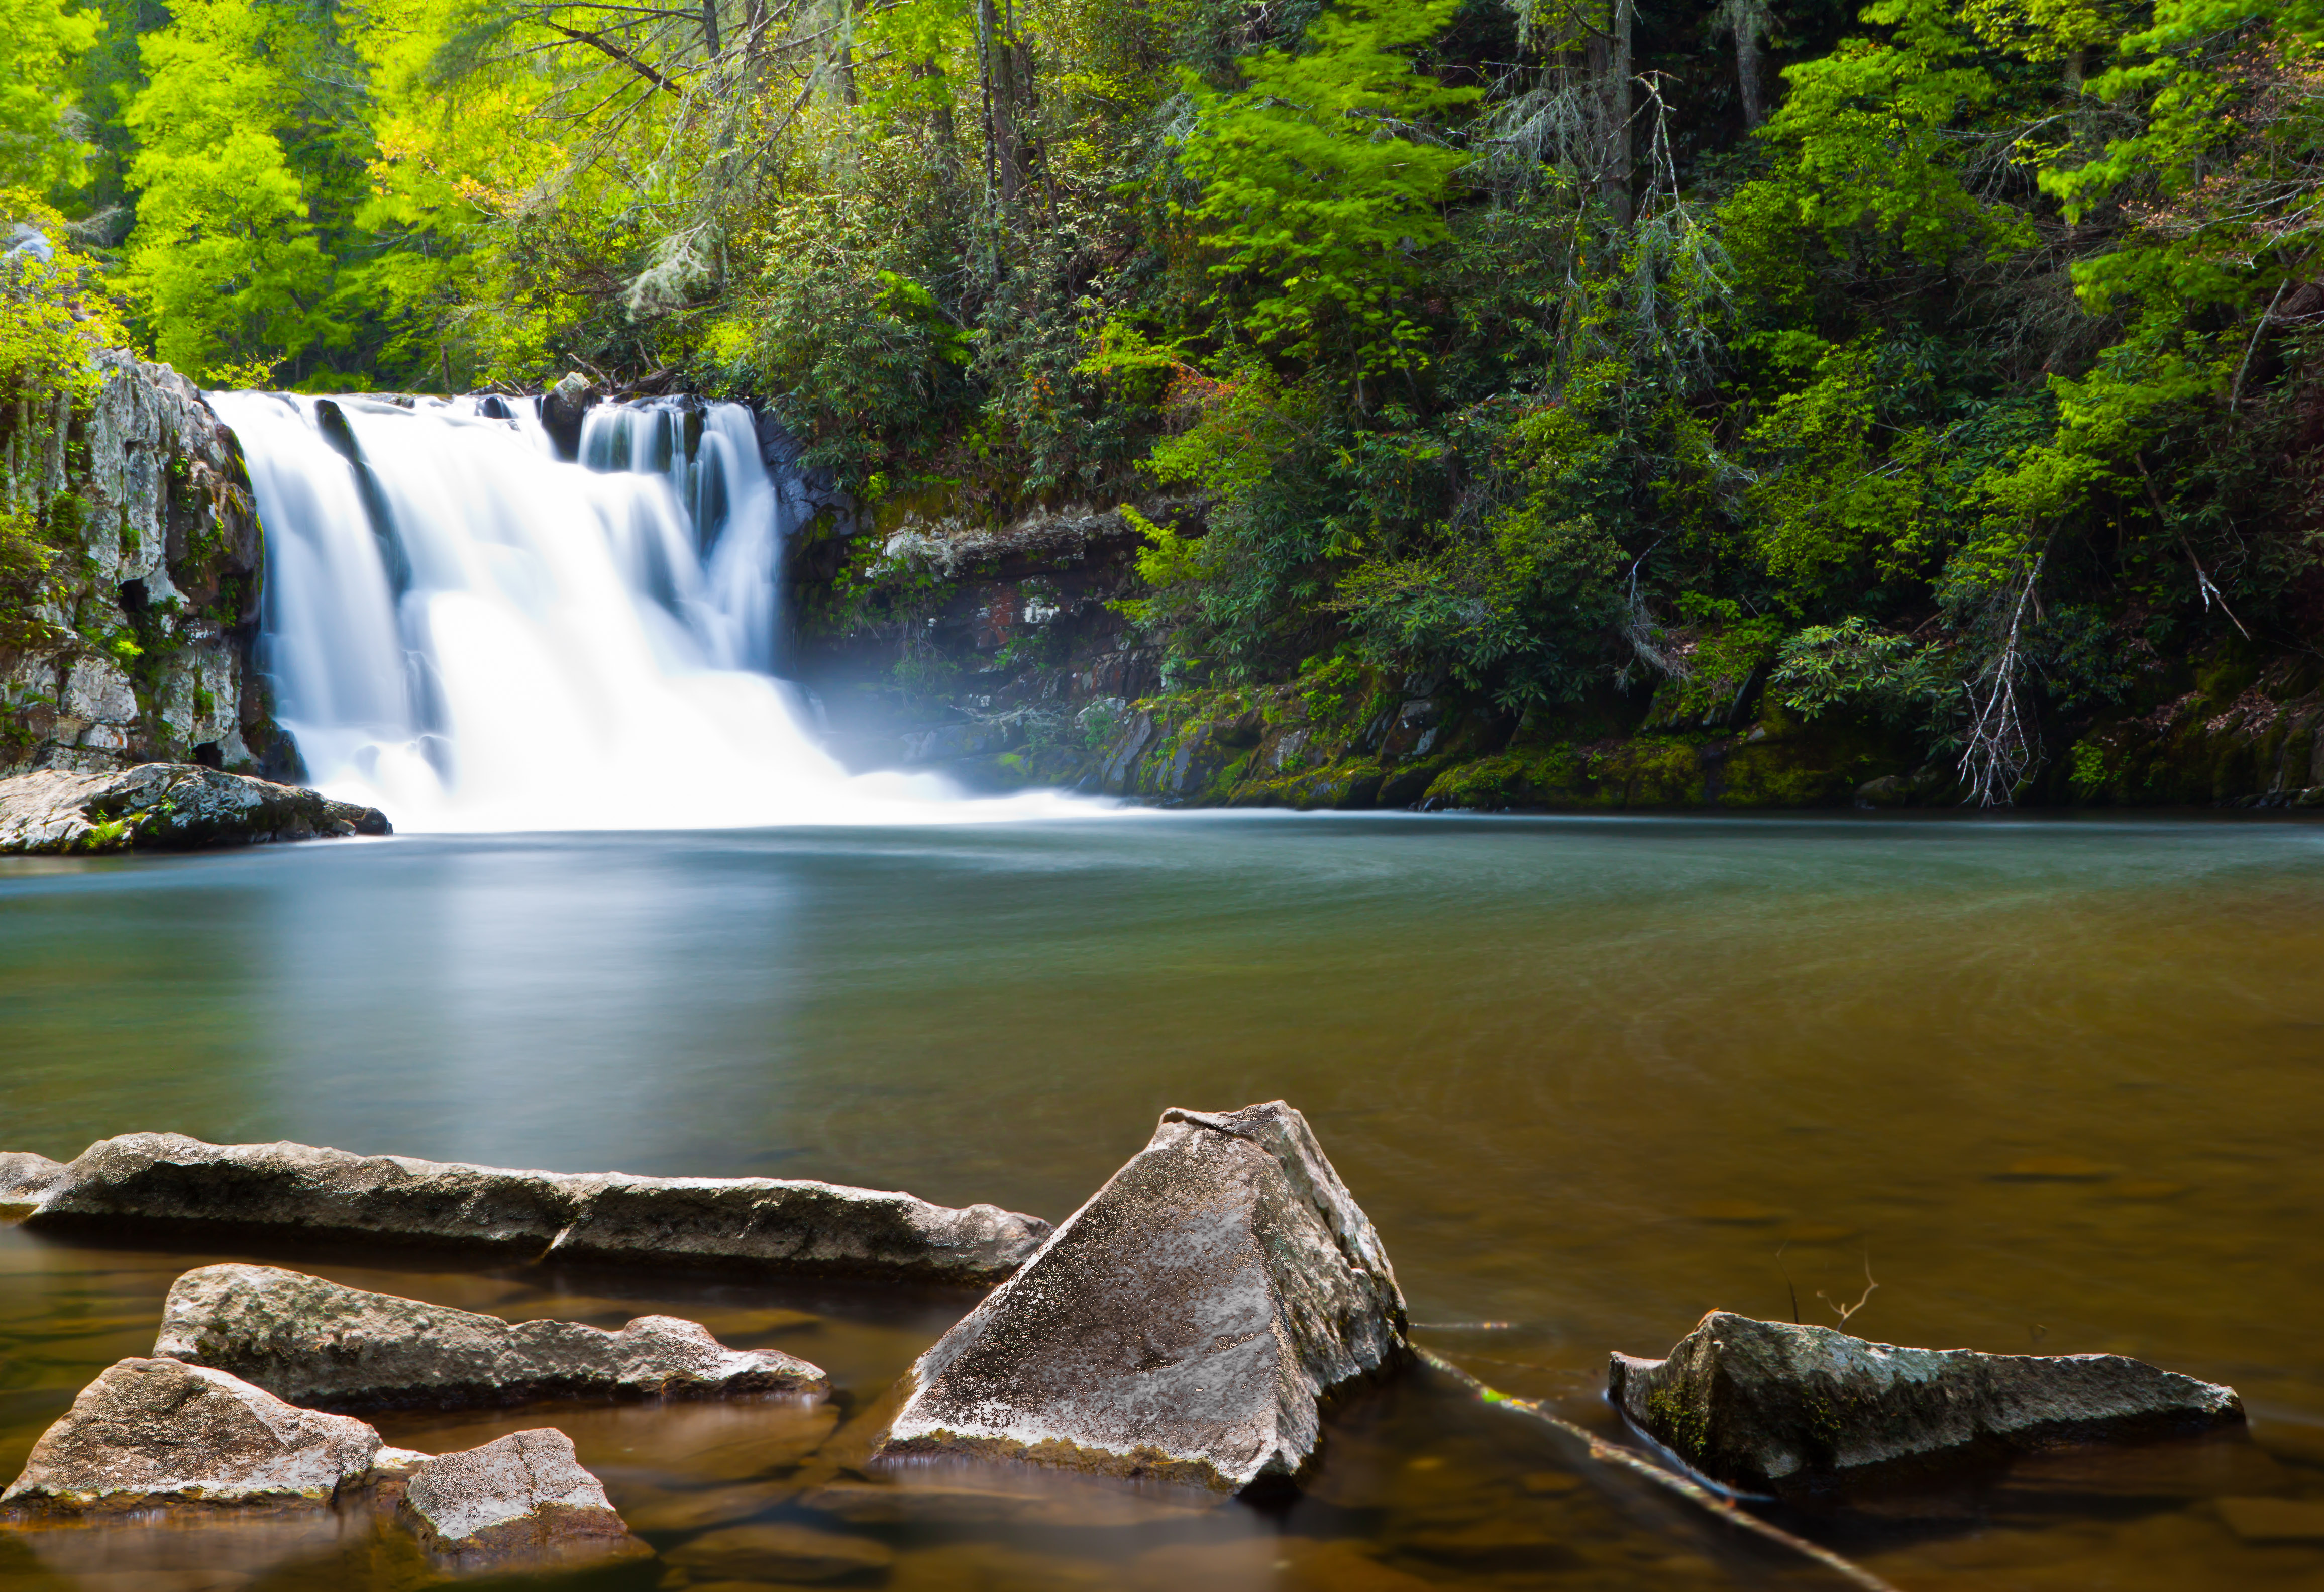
879,1101,1409,1494
23,1132,1050,1285
1610,1311,2246,1495
156,1263,828,1410
0,764,388,853
1,1358,388,1510
399,1428,649,1567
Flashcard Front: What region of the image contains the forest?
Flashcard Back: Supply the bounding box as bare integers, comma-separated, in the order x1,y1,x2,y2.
5,0,2322,802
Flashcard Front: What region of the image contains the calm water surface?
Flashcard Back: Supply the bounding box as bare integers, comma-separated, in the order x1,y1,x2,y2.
4,813,2323,1590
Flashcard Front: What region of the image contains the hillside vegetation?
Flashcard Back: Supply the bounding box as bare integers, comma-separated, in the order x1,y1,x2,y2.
8,0,2324,801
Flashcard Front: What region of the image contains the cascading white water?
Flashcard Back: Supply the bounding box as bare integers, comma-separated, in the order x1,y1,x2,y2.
210,391,1078,830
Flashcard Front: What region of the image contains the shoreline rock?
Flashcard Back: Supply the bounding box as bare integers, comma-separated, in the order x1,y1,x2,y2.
1609,1311,2246,1495
0,765,389,854
398,1428,650,1567
0,1151,65,1207
1,1358,386,1511
155,1263,829,1410
24,1132,1050,1286
879,1101,1409,1494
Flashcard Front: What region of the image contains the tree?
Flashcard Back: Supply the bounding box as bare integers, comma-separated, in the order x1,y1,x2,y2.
0,0,99,199
1171,0,1480,372
121,0,354,380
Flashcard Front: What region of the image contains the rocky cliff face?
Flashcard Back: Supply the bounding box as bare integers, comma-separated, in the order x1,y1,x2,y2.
792,508,2324,811
1,354,291,780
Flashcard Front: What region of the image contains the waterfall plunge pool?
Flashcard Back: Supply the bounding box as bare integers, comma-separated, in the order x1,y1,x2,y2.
5,812,2324,1589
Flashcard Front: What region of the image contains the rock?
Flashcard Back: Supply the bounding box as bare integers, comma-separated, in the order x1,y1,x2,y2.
0,1151,65,1206
540,372,595,461
3,353,273,780
397,1428,649,1565
664,1521,895,1583
1,1358,385,1510
28,1132,1050,1285
154,1263,828,1410
0,764,389,853
1608,1311,2246,1495
878,1100,1409,1494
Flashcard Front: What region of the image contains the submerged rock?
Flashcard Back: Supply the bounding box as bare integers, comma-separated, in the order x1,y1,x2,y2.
1609,1311,2246,1495
0,764,388,853
879,1101,1409,1494
398,1428,649,1566
27,1132,1049,1285
0,1151,65,1206
155,1263,828,1409
1,1358,385,1510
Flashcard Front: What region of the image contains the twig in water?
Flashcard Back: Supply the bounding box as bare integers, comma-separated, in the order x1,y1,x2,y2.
1416,1347,1906,1592
1817,1252,1879,1328
1776,1244,1802,1325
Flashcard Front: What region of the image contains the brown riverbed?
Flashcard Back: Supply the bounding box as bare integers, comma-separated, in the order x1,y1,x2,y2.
4,813,2322,1589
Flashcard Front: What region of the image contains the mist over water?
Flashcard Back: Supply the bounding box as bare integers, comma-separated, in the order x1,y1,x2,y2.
209,391,1088,831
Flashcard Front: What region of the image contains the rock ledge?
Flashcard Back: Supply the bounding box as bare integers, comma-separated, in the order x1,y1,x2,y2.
26,1132,1049,1286
0,764,388,853
155,1263,828,1408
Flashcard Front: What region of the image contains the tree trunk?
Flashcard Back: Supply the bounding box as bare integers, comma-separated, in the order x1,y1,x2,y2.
1596,0,1633,226
989,0,1024,209
701,0,720,58
1733,0,1765,129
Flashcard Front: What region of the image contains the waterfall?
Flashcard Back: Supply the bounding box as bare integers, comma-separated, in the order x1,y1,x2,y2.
209,391,1066,830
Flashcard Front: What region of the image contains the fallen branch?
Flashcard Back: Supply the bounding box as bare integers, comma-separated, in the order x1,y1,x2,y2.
1415,1346,1907,1592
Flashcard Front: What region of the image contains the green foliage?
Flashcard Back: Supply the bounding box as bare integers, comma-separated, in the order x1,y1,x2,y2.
1336,508,1628,707
1171,0,1480,369
1770,617,1951,725
0,0,100,197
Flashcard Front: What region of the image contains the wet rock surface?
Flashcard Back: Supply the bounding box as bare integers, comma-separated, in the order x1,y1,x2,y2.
27,1132,1050,1284
0,764,388,853
155,1263,828,1409
0,1358,385,1510
397,1428,649,1565
879,1100,1409,1493
1609,1310,2246,1495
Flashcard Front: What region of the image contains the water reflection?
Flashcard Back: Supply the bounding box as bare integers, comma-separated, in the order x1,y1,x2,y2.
6,813,2324,1588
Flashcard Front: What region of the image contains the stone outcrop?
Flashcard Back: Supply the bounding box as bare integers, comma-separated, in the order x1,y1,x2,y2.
879,1101,1409,1494
0,764,389,853
1609,1311,2246,1495
398,1428,648,1566
155,1262,827,1409
0,1150,64,1206
27,1132,1050,1285
2,354,294,779
1,1358,385,1510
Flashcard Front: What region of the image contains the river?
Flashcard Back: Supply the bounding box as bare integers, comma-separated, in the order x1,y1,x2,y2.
5,812,2322,1589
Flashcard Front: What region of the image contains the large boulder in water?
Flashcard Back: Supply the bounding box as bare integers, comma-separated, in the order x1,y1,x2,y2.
0,764,388,853
398,1429,649,1566
1609,1310,2246,1495
27,1132,1049,1285
155,1263,829,1410
540,372,596,461
1,1358,388,1510
878,1101,1409,1494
